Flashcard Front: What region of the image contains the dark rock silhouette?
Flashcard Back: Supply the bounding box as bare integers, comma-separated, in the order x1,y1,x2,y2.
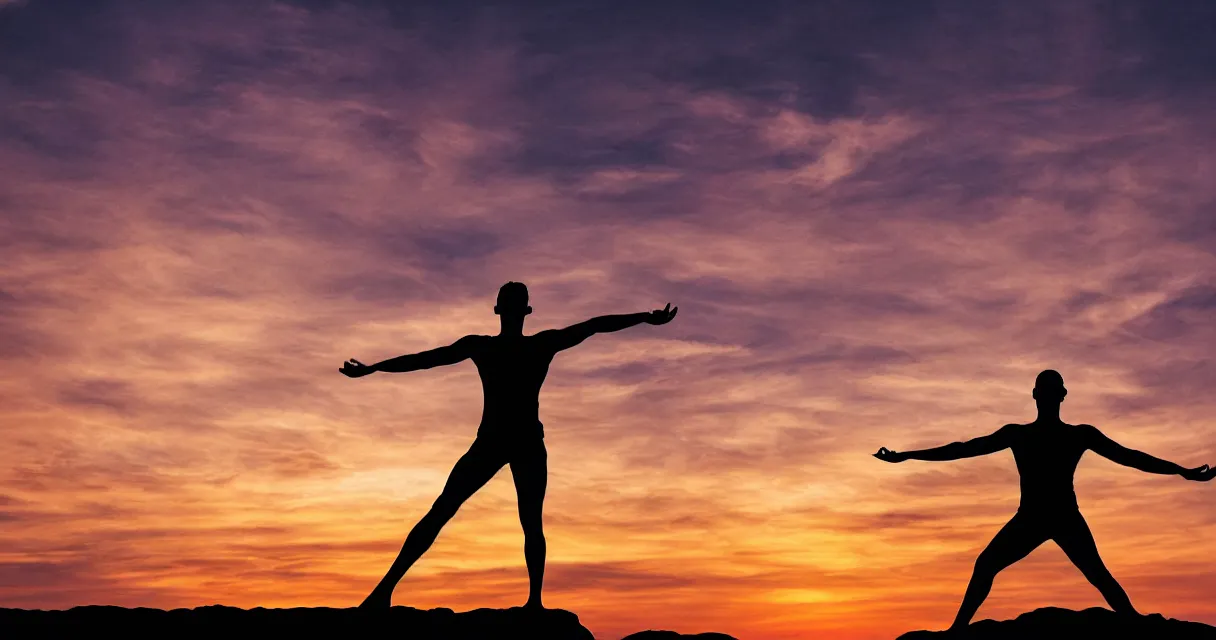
898,607,1216,640
0,605,742,639
0,605,595,639
621,632,739,639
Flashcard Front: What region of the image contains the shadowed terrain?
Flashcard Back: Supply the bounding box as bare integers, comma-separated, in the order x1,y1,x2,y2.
0,605,592,639
898,607,1216,640
622,632,739,640
0,605,736,639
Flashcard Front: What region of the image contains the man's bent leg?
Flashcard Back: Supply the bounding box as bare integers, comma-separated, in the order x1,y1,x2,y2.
1053,510,1138,615
952,513,1048,630
510,439,548,609
362,439,507,608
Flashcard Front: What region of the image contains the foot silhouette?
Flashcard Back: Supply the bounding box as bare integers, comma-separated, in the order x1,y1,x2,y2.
358,588,392,609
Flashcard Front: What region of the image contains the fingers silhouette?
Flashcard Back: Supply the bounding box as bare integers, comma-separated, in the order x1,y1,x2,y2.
340,359,370,377
1182,464,1215,482
873,447,904,463
647,303,678,325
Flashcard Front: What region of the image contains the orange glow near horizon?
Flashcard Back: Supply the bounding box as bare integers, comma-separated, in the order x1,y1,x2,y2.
2,2,1216,639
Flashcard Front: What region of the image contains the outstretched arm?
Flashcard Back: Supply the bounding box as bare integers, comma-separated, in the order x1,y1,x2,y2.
540,303,678,352
874,425,1015,463
1084,425,1215,481
339,335,480,378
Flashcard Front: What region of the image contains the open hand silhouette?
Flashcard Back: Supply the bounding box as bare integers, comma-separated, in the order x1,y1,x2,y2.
340,358,374,378
646,303,678,325
873,447,907,463
1181,464,1216,482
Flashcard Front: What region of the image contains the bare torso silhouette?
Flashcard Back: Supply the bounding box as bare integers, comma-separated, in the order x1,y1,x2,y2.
469,334,556,440
1007,422,1087,513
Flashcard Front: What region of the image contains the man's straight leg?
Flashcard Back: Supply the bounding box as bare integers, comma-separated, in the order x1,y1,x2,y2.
510,438,548,608
362,438,507,607
952,512,1049,630
1053,510,1138,615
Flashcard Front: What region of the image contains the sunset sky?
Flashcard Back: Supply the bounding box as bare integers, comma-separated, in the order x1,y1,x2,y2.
2,1,1215,638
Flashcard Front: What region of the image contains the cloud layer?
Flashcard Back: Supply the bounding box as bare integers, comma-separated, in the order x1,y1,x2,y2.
2,1,1215,638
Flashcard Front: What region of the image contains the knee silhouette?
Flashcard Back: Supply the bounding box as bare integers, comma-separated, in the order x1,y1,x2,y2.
430,494,463,523
973,553,1000,578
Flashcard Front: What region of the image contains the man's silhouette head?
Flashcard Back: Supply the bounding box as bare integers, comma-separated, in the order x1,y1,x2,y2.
1032,369,1068,408
494,281,532,318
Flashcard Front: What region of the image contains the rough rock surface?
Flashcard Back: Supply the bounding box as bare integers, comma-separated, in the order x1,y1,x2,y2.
0,605,742,639
898,607,1216,640
0,605,594,639
621,632,739,639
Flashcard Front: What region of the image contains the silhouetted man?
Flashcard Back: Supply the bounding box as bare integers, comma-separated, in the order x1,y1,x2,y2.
340,282,678,609
874,369,1214,631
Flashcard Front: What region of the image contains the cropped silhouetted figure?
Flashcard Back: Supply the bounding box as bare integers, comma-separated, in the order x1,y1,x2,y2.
875,370,1214,631
340,282,677,609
